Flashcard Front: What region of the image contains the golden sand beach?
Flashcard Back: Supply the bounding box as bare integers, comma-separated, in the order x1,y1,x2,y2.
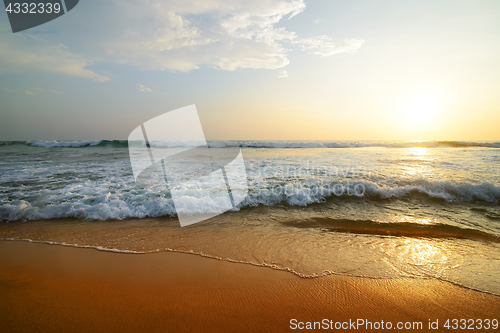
1,240,498,332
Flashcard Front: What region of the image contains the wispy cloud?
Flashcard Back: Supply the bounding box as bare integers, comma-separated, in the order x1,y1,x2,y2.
139,84,153,92
25,90,34,95
294,37,364,56
2,88,15,93
278,70,288,78
313,19,323,24
0,35,109,82
31,87,63,94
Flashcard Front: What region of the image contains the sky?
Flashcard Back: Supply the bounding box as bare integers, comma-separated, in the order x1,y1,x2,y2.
0,0,499,141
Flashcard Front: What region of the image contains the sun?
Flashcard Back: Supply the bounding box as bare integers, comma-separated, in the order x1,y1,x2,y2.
402,93,438,127
396,89,445,138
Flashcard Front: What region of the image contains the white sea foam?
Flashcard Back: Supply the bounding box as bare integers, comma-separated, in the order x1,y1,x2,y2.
1,178,499,221
1,140,498,221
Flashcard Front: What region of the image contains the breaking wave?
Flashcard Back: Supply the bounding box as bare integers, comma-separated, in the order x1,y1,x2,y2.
1,180,499,222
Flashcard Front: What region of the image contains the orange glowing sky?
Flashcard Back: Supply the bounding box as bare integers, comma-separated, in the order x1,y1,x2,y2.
1,0,499,141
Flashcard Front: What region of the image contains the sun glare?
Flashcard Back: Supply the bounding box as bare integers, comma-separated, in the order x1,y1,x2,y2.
402,93,438,128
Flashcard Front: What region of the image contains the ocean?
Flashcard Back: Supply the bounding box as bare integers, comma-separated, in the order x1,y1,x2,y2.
1,140,499,295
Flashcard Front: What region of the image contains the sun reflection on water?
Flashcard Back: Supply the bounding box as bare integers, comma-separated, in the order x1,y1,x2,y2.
400,216,436,225
402,147,430,177
412,147,428,157
401,239,448,266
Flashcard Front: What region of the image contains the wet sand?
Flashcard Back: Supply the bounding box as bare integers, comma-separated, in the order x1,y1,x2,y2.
0,240,499,332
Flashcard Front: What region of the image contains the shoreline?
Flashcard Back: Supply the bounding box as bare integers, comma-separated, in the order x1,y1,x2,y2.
2,237,500,298
1,240,499,332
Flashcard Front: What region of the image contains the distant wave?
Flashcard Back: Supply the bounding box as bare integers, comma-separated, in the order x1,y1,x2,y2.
26,140,102,148
6,140,499,149
284,218,500,243
209,140,500,149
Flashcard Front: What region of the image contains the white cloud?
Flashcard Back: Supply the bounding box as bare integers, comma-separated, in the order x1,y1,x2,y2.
30,87,63,94
101,0,305,72
139,84,153,92
278,70,288,78
294,37,364,57
0,35,109,82
96,0,359,72
313,19,323,24
0,0,363,78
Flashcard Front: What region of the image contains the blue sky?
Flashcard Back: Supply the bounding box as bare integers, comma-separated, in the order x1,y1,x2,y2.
1,0,499,141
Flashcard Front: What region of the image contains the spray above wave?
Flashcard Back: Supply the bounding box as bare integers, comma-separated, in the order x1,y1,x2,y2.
15,140,500,149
